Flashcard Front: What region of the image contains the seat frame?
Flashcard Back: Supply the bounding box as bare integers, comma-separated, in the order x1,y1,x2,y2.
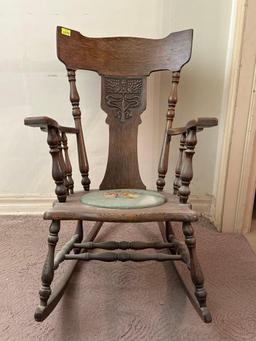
24,26,218,324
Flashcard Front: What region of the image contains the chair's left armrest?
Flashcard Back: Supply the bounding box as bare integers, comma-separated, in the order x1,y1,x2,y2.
168,117,218,136
170,117,218,203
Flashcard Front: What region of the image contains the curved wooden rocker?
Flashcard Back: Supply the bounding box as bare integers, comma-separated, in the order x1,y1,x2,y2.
34,221,103,322
24,26,217,324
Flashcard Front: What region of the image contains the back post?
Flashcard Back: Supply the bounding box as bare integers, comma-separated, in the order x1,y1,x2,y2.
67,69,90,191
157,71,180,191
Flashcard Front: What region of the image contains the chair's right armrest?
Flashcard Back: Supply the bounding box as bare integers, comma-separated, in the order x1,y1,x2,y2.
24,116,78,134
168,117,218,136
24,115,59,129
24,115,71,202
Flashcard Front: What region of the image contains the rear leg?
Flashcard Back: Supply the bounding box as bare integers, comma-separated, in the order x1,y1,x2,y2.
182,222,212,323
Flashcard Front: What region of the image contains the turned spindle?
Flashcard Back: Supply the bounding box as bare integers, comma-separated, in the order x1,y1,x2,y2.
179,128,197,203
47,127,67,202
62,131,74,194
38,221,60,308
157,71,180,191
173,132,186,194
58,134,69,194
182,222,208,310
67,69,90,191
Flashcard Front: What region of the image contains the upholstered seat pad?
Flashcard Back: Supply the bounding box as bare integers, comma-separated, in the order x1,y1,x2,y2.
44,190,198,223
80,189,166,209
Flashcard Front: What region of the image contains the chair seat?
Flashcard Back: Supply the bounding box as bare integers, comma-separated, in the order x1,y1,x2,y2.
44,190,198,223
80,189,166,209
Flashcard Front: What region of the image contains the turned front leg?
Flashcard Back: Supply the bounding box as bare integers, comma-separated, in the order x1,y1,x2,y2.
182,222,207,309
38,220,60,308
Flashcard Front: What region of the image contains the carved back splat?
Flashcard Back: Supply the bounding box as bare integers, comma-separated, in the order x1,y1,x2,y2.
57,27,193,190
100,76,146,189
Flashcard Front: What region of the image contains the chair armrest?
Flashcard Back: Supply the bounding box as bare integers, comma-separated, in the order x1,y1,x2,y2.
24,115,79,203
168,117,218,136
24,116,78,134
171,117,218,203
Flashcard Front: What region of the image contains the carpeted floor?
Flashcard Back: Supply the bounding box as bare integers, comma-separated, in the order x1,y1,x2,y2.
1,216,256,341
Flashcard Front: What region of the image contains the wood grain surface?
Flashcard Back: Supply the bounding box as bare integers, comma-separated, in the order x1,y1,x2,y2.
43,191,198,222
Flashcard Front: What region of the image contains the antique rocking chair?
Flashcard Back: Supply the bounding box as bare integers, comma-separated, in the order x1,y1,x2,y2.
24,26,217,323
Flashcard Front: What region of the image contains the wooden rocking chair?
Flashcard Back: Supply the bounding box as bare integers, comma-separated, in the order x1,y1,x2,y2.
24,26,217,323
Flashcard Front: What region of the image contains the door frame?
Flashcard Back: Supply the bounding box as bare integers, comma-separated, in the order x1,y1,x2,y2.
213,0,256,233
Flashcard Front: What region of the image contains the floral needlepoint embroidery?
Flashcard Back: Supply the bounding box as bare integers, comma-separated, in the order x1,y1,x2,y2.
104,191,140,199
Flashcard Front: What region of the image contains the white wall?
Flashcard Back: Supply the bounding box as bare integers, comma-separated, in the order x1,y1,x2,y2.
160,0,233,197
0,0,165,196
0,0,233,203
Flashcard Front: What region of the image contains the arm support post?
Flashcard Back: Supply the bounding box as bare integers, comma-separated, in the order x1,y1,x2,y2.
24,116,77,202
47,126,67,202
179,127,197,203
168,117,218,202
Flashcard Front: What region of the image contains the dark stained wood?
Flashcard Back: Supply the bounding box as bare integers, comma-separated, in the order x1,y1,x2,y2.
57,27,193,76
73,220,83,254
24,116,79,134
58,135,69,193
65,252,182,262
47,127,67,202
168,117,218,136
38,220,60,309
179,128,197,203
61,132,74,194
157,71,180,191
73,240,176,250
24,116,59,129
165,221,190,264
100,76,146,189
158,221,212,323
56,27,192,191
25,26,218,324
54,234,78,270
59,126,79,134
34,220,103,322
182,222,211,322
86,222,104,241
43,191,198,223
173,132,186,194
67,69,90,191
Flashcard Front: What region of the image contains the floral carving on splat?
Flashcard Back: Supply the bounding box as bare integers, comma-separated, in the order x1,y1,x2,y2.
104,77,143,122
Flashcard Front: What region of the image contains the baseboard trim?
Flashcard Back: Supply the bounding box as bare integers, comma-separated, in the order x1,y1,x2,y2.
190,195,213,217
0,196,54,215
0,194,213,216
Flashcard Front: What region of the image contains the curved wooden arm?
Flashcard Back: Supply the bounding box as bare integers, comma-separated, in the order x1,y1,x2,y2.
24,116,79,202
172,117,218,202
24,116,78,134
168,117,218,136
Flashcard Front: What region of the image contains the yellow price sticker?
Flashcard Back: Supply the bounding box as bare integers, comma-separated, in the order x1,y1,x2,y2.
61,27,71,37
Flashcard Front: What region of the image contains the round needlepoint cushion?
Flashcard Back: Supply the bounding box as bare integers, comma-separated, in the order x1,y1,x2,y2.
80,189,166,209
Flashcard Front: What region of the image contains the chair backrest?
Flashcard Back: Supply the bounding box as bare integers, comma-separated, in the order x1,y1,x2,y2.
56,26,193,190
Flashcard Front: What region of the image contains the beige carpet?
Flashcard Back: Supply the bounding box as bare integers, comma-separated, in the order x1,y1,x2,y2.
1,216,256,341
